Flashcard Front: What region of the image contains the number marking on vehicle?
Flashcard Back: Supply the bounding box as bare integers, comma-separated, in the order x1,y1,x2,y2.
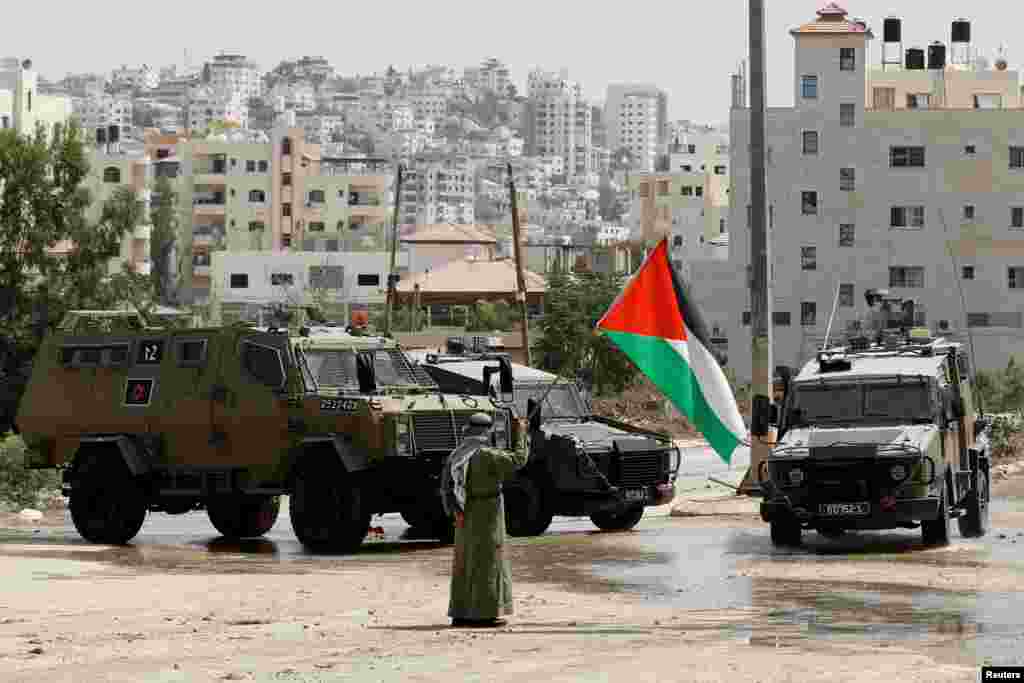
319,398,360,413
819,502,870,516
623,488,648,502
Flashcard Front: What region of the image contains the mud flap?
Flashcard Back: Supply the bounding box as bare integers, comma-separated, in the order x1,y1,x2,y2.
300,435,369,473
78,436,151,476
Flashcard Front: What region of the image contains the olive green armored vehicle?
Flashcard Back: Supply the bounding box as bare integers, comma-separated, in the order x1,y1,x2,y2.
15,313,514,551
759,294,992,548
289,327,512,542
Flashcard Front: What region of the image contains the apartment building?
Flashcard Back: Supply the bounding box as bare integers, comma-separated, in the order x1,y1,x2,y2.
0,58,73,135
73,95,133,139
111,64,159,91
466,58,511,94
187,86,248,130
148,126,391,305
525,68,592,179
604,84,669,172
204,54,263,101
269,81,317,111
294,111,343,143
399,154,475,227
700,2,1024,383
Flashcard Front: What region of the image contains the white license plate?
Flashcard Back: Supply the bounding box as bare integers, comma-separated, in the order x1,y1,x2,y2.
819,502,870,516
623,488,647,502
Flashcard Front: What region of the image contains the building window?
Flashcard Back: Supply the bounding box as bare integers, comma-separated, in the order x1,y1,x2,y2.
963,205,976,221
308,221,325,232
801,246,817,270
282,203,292,217
271,273,294,286
673,235,683,247
891,205,925,229
839,47,856,71
839,284,854,307
801,191,818,215
281,235,291,248
681,186,693,196
308,190,325,204
246,221,264,232
742,311,751,326
801,302,817,326
713,165,726,175
840,167,855,191
1010,147,1024,169
103,167,121,183
889,266,925,288
357,273,380,287
1012,207,1024,228
773,312,791,326
695,186,703,197
229,273,249,289
890,146,925,167
258,160,268,172
801,75,818,99
281,137,292,155
282,172,292,186
839,103,855,127
907,94,930,109
336,220,345,231
1010,267,1024,290
719,218,726,234
873,87,895,111
245,160,256,173
962,265,975,280
656,180,669,196
965,145,976,155
802,131,818,155
248,190,266,203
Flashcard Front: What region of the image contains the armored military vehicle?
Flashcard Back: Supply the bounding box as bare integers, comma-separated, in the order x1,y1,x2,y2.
416,354,682,535
759,293,992,548
15,315,515,551
289,327,513,542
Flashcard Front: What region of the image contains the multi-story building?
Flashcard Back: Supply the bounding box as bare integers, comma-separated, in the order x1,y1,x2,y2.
269,81,317,112
150,74,199,107
525,68,592,179
293,55,334,82
0,58,73,135
73,95,133,140
295,111,343,143
399,154,475,227
700,2,1024,383
604,84,669,172
187,86,249,131
111,64,159,91
147,126,392,305
204,54,262,101
466,58,512,95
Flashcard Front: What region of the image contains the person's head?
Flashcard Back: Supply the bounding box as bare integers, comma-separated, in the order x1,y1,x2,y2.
462,412,493,440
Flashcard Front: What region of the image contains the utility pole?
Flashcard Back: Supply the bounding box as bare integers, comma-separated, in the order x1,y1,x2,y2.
507,162,531,366
739,0,773,496
383,163,403,337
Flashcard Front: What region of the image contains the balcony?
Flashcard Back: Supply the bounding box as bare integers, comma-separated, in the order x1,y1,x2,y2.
193,194,226,215
193,156,228,185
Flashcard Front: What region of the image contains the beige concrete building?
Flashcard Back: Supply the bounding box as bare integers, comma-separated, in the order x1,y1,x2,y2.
525,68,593,179
0,58,73,136
204,54,262,101
605,83,669,172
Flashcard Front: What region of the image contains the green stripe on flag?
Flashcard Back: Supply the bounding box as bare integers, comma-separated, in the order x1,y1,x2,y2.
605,330,740,464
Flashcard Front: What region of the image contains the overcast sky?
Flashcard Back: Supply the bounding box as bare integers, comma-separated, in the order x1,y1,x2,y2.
6,1,1016,125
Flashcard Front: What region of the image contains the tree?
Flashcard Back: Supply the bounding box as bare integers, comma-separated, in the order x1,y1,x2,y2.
149,175,180,305
532,270,637,396
466,299,514,332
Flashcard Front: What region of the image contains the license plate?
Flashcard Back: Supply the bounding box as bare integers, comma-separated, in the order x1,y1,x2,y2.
623,488,647,502
819,502,870,516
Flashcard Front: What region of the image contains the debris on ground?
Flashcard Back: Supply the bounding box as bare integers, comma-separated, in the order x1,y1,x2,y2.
591,377,700,438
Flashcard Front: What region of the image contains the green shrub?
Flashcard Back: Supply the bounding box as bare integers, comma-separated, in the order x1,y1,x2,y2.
0,433,60,510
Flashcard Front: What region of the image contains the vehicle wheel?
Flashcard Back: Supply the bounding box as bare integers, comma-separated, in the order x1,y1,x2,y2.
922,477,952,547
401,503,454,544
69,450,147,545
207,496,280,539
590,504,645,532
289,457,370,553
958,460,990,538
504,476,553,537
770,519,802,547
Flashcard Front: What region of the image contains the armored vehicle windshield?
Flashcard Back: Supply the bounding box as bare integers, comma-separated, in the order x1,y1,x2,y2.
512,384,587,420
788,380,934,427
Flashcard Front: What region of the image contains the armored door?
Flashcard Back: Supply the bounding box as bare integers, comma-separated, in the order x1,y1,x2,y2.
150,333,220,466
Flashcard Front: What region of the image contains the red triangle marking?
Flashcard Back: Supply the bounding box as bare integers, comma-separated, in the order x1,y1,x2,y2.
597,239,687,341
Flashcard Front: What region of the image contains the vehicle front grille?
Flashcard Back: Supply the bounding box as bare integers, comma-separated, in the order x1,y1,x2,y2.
613,452,668,488
806,461,881,502
412,412,471,453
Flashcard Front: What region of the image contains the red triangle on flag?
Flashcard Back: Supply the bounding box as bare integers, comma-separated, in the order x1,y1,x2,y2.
597,239,687,341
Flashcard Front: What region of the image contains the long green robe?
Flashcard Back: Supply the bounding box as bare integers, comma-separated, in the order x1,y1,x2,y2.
443,429,528,621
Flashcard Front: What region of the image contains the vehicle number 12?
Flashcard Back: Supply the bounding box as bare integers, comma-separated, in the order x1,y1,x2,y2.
320,398,359,412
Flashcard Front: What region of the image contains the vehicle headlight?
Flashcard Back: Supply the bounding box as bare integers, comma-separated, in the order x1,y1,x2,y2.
668,448,681,475
394,416,412,457
788,467,805,486
890,464,907,482
491,411,510,448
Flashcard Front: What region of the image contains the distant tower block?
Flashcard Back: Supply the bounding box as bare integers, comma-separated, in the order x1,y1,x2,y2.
882,16,902,70
951,18,971,67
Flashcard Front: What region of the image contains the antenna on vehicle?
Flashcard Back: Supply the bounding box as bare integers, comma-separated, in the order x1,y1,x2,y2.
821,280,842,351
939,208,984,416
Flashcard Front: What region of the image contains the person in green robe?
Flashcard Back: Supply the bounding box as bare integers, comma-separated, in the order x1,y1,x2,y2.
441,411,529,628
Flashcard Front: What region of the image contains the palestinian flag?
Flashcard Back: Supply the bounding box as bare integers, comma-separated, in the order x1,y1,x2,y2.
596,238,746,464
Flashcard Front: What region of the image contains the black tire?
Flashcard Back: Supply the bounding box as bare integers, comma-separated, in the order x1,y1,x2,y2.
770,519,802,547
401,503,454,544
958,460,990,538
289,457,370,553
69,450,147,545
504,476,553,537
922,477,952,547
207,496,281,539
590,504,645,532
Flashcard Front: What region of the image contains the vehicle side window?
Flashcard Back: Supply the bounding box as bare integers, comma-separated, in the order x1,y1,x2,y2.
241,342,285,388
956,352,969,380
60,344,132,368
175,339,208,368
